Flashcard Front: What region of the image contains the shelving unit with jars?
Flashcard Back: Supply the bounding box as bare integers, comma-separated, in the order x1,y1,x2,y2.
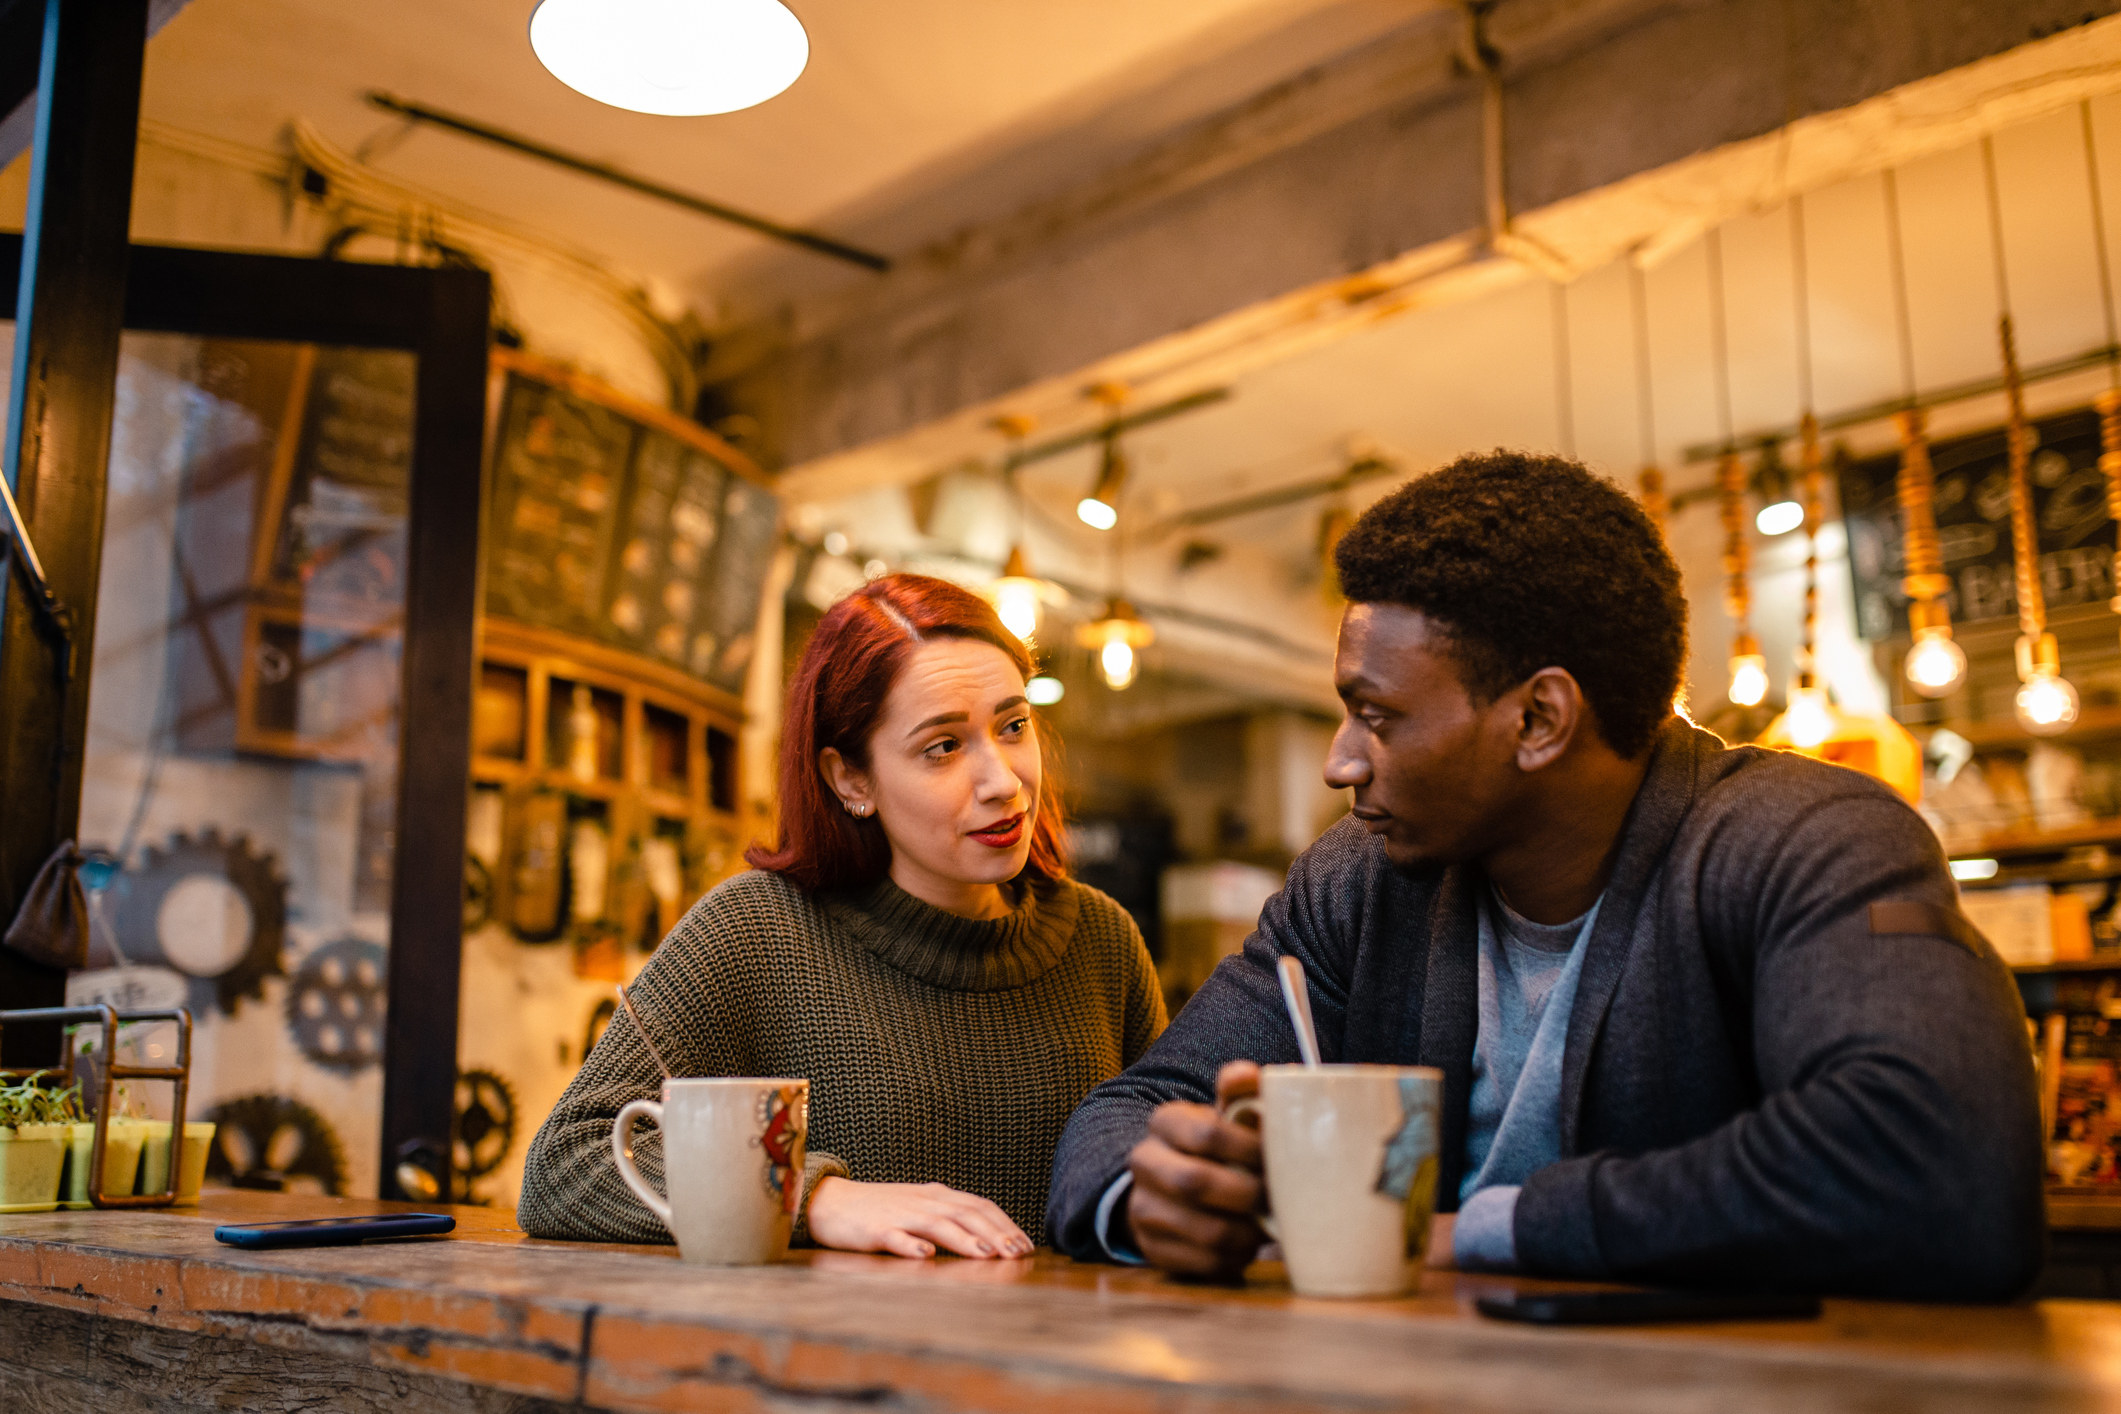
466,618,747,980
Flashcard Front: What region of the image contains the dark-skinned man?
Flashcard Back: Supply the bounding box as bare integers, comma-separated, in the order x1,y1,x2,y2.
1045,450,2043,1297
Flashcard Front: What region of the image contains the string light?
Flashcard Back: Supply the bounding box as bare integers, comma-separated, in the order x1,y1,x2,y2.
1883,166,1966,697
2081,102,2121,653
2003,316,2077,735
1782,411,1834,749
1897,409,1965,696
1708,228,1761,708
1984,136,2079,736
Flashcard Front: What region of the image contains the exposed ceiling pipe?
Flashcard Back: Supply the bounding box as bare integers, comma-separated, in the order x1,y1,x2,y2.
365,91,891,274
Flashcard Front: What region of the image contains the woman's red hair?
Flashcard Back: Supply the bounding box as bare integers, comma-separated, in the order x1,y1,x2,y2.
746,572,1069,892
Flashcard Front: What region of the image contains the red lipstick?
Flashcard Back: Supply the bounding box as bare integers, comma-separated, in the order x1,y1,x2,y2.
969,813,1026,849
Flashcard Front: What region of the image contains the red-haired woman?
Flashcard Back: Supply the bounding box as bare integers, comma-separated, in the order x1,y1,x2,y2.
519,573,1167,1257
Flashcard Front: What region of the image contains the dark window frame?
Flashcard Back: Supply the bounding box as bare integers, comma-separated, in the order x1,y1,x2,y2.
1,235,491,1198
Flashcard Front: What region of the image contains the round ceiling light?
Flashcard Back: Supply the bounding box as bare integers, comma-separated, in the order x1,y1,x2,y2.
529,0,810,117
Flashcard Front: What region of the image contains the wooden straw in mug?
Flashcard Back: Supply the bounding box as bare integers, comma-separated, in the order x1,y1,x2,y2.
615,983,673,1079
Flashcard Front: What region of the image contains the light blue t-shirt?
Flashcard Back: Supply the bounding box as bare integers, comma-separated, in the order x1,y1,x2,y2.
1460,886,1601,1203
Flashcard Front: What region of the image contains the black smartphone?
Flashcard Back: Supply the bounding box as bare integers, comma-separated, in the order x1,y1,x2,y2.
1475,1289,1822,1326
213,1213,456,1250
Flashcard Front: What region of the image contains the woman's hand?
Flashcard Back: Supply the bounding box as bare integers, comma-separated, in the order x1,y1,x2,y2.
805,1177,1032,1259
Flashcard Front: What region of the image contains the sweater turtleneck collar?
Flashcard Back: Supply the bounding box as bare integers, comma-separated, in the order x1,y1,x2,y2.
825,873,1081,991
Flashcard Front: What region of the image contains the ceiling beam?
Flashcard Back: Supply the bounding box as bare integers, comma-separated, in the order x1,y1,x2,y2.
728,0,2121,502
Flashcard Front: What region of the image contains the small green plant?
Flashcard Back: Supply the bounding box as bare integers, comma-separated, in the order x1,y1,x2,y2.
0,1079,85,1128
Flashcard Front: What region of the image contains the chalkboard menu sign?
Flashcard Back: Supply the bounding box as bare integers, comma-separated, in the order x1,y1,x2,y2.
1839,407,2115,642
483,354,778,694
605,428,728,669
485,376,634,638
693,477,780,694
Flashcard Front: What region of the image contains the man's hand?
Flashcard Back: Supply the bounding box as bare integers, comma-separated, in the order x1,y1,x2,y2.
1426,1212,1456,1269
1124,1061,1266,1277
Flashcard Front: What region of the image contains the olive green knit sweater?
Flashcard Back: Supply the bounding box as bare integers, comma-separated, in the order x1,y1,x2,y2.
517,867,1166,1246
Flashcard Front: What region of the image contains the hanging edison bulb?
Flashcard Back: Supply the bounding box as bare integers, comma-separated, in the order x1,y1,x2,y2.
1997,318,2079,735
991,544,1042,644
1773,414,1836,748
1077,597,1155,691
1892,409,1967,697
988,412,1045,645
1718,449,1765,705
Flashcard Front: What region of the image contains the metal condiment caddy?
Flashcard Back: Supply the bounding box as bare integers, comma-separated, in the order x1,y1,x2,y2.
0,1004,193,1208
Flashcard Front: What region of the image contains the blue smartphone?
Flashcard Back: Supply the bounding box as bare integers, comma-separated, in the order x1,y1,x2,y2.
214,1213,456,1249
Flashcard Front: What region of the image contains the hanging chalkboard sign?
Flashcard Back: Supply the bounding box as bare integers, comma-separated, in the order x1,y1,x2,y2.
485,376,636,639
691,476,780,694
1839,406,2115,642
604,428,729,671
482,352,776,697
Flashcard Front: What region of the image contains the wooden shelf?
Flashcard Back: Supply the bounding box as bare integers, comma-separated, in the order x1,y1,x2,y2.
2049,1193,2121,1230
1959,821,2121,859
2012,959,2121,975
1924,706,2121,751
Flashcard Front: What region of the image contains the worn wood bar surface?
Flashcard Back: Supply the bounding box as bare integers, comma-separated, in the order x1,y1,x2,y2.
3,1190,2120,1412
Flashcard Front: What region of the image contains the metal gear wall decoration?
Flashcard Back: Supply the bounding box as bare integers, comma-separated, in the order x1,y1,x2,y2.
453,1068,518,1202
203,1094,348,1195
285,937,388,1072
116,829,289,1016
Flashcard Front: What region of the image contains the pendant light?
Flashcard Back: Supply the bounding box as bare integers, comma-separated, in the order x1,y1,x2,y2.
1882,167,1966,698
1777,197,1834,749
1077,384,1129,531
529,0,810,117
2081,102,2121,654
1981,137,2078,735
1780,415,1834,749
1709,229,1766,707
988,414,1044,644
1077,598,1154,691
2002,314,2076,734
1628,264,1667,534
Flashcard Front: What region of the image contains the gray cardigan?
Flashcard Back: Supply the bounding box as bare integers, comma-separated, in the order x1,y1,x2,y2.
1047,720,2046,1298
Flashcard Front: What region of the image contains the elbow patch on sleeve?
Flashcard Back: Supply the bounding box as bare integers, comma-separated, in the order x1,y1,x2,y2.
1868,900,1984,958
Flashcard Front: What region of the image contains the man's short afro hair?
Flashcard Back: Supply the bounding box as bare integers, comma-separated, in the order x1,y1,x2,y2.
1333,449,1686,759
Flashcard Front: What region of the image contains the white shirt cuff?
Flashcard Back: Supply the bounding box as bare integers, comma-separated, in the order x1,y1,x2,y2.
1094,1171,1146,1265
1453,1185,1520,1271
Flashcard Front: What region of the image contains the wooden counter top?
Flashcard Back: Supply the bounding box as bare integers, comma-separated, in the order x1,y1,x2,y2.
4,1189,2120,1413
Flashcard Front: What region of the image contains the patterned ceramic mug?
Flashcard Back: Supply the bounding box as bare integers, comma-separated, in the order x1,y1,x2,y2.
1224,1064,1442,1298
612,1077,809,1264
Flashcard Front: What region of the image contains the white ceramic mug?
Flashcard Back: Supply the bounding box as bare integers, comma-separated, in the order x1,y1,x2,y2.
611,1077,809,1264
1225,1064,1443,1298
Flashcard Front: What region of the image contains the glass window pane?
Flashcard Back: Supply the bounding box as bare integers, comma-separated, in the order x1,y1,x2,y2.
63,332,416,1200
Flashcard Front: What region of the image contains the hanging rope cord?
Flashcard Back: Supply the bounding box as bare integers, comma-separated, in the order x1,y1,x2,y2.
1710,229,1754,655
1791,195,1825,695
1883,169,1951,632
1630,263,1666,529
2081,101,2121,616
1983,135,2048,652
